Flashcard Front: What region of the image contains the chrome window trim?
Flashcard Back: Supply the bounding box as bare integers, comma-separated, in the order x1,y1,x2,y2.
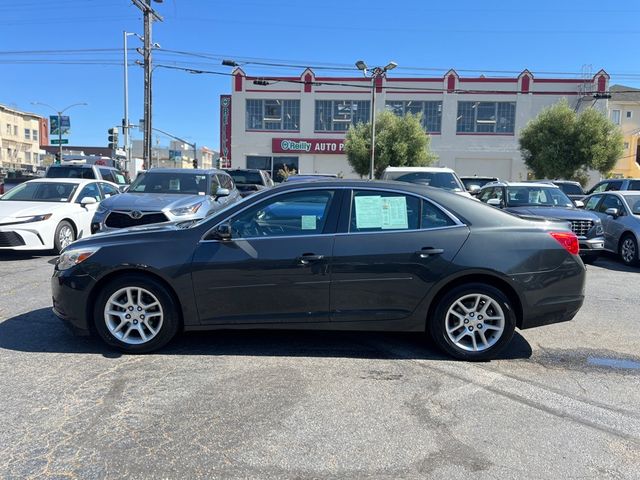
200,185,466,243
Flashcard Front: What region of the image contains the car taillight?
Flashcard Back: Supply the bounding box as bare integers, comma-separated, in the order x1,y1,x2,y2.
550,231,579,255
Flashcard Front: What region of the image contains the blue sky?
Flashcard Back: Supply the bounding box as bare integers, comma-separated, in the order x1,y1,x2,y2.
2,0,639,151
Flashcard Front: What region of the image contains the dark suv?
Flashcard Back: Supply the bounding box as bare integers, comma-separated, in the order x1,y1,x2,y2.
478,181,605,261
583,178,640,198
46,163,128,190
225,168,274,197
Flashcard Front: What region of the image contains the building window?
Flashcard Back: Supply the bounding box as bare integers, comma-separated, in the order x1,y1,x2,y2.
32,129,38,141
33,153,39,163
13,125,18,136
6,124,10,135
457,101,516,134
24,128,31,140
385,101,443,133
315,100,370,132
624,142,630,150
25,152,31,162
627,111,633,119
246,155,299,183
611,110,621,124
245,99,300,131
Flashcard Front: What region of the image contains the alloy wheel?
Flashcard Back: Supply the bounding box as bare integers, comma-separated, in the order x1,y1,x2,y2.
58,225,74,250
104,287,164,345
621,238,636,264
445,293,505,352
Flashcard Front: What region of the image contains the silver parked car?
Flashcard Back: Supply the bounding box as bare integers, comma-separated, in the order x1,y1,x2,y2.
583,191,640,266
91,168,241,233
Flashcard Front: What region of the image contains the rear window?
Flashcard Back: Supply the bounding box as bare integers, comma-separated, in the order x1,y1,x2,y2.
628,180,640,190
46,166,95,179
383,171,464,192
557,183,583,195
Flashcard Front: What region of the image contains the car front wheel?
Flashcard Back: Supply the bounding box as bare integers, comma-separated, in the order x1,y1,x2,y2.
54,220,75,254
429,283,516,361
619,234,639,266
94,274,180,353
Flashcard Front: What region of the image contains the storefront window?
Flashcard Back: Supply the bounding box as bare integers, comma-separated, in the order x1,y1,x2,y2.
385,101,442,133
315,100,370,131
246,155,299,183
246,99,300,131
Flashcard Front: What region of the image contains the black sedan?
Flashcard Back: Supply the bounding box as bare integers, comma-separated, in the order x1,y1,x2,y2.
52,180,586,360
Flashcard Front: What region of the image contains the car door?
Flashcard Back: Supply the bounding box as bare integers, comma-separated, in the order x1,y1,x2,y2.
596,194,627,250
191,188,342,324
329,189,470,322
74,182,103,238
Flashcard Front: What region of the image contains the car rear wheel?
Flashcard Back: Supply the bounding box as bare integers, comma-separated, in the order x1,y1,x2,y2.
54,220,75,254
619,234,639,266
94,274,180,353
429,283,516,361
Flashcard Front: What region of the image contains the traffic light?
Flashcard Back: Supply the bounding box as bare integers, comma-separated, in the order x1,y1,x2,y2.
192,159,198,169
108,127,119,150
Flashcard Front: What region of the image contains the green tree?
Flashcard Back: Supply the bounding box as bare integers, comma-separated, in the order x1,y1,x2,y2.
344,111,436,178
519,99,623,180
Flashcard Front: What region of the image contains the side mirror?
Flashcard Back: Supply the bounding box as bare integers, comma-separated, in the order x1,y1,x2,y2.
80,196,97,206
215,187,230,199
487,198,503,208
118,185,128,193
467,185,481,194
574,200,585,209
605,207,619,218
214,222,232,241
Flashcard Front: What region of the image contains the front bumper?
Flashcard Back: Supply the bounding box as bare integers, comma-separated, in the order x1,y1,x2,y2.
0,225,49,250
51,267,95,335
578,236,605,254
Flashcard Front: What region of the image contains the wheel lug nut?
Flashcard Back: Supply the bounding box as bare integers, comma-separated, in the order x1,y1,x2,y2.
469,312,474,317
468,326,474,331
125,314,131,319
128,306,134,311
477,324,483,329
133,320,138,324
140,315,145,320
464,319,469,324
478,315,483,320
137,307,142,311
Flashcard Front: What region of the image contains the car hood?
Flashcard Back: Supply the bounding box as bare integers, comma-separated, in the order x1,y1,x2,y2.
0,200,71,223
505,206,598,221
101,192,208,211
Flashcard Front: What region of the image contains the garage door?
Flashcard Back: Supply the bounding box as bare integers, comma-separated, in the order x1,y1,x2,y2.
454,158,513,181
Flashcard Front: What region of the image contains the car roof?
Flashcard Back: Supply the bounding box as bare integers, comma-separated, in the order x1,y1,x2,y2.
23,178,105,185
383,166,455,173
459,176,498,179
483,181,560,188
145,168,226,175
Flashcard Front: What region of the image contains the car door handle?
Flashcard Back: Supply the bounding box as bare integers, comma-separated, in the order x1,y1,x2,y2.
416,248,444,258
298,253,325,265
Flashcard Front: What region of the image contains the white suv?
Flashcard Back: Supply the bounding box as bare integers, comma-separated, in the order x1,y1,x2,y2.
381,167,473,198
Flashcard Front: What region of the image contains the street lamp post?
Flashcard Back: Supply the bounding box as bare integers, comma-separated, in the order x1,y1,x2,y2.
31,102,88,163
355,60,397,179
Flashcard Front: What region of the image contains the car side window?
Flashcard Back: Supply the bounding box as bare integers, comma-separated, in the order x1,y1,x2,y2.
478,188,493,203
211,175,221,193
584,195,602,211
229,190,335,238
591,182,608,194
220,174,234,190
421,200,456,229
100,182,120,198
629,180,640,190
99,168,115,183
598,195,624,213
606,182,622,192
77,182,102,202
350,190,420,232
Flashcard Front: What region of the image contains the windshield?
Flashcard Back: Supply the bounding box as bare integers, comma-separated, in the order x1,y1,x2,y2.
506,186,573,208
0,182,77,202
386,171,464,192
128,172,209,195
46,166,95,179
227,170,263,185
625,195,640,215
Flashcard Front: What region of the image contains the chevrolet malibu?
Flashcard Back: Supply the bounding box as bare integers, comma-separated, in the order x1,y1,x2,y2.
52,180,586,360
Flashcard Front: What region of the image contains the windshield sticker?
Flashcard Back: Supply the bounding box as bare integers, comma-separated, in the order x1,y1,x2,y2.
301,215,317,230
355,195,383,228
198,192,205,195
381,196,409,229
169,179,180,190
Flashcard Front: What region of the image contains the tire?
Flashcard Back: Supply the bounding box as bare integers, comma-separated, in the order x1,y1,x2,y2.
429,283,516,361
93,274,180,353
619,234,639,266
54,220,75,254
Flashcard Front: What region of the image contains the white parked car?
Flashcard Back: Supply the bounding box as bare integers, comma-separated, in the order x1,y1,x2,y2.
381,166,473,198
0,178,120,253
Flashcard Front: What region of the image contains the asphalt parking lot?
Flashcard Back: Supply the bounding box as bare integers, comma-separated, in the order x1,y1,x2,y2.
0,252,639,479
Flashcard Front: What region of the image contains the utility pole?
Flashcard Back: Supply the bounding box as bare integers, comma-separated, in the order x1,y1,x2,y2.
131,0,163,170
123,31,135,173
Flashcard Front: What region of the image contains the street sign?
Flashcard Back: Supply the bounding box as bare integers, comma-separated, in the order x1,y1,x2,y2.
50,139,69,145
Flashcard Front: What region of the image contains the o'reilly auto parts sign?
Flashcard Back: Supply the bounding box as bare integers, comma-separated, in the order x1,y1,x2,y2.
272,138,345,154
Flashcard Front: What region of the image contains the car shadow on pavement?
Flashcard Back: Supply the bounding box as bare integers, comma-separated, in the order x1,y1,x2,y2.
0,251,55,261
588,253,639,273
0,307,533,361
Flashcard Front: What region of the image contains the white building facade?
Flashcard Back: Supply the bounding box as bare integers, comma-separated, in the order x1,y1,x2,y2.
221,68,610,181
0,104,46,172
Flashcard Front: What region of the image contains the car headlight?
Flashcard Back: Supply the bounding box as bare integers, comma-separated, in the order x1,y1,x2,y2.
170,202,203,216
10,214,53,224
57,246,101,270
